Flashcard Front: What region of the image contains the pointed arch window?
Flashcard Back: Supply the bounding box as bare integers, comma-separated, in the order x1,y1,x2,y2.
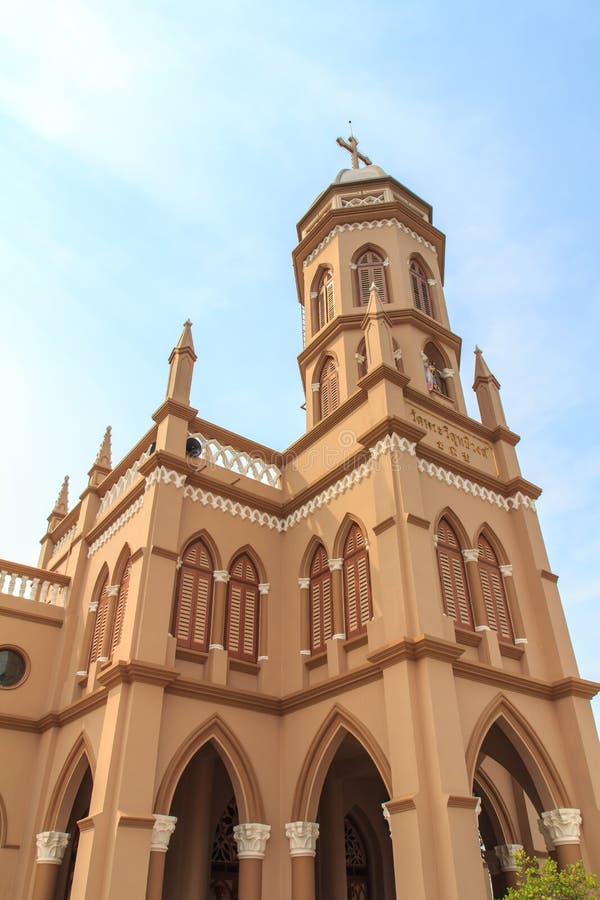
356,250,387,305
345,816,370,899
343,523,372,638
423,343,450,398
309,544,333,653
111,554,131,652
226,553,259,662
436,518,474,630
356,338,368,380
210,797,239,896
477,536,514,642
319,356,340,419
316,269,335,331
172,538,214,652
89,572,109,665
410,258,434,317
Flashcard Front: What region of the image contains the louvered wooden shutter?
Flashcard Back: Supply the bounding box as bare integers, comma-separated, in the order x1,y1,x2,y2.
226,553,259,662
111,557,131,652
477,536,514,641
173,539,214,651
357,251,386,304
410,260,433,317
326,278,335,321
319,357,339,420
436,518,474,629
89,576,109,664
309,545,333,652
343,524,372,638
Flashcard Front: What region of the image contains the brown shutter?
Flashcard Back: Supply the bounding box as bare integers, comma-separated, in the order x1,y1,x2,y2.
343,524,372,637
358,265,371,304
319,357,339,419
173,538,214,652
357,251,387,304
89,576,109,664
326,278,335,321
436,518,474,629
309,545,333,652
477,536,514,641
111,557,131,652
410,259,433,317
226,553,259,662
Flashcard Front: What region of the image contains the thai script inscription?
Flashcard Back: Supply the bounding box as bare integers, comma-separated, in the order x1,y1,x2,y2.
409,406,492,467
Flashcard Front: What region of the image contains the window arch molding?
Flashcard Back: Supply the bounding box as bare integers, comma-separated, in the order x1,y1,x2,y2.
473,526,515,643
299,535,331,580
224,544,267,585
224,546,265,663
435,507,471,551
422,340,453,399
88,563,109,666
335,516,373,639
309,265,335,335
352,243,390,306
109,543,132,655
409,254,436,318
172,535,216,653
314,353,340,422
333,513,370,559
472,524,509,566
434,511,474,630
306,540,334,654
179,529,222,572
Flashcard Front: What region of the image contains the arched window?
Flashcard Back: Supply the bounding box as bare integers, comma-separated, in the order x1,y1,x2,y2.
111,554,131,652
315,270,335,332
345,816,370,900
89,571,109,665
309,544,333,653
477,535,514,642
343,523,372,638
410,258,434,317
172,538,214,652
436,518,474,630
356,250,387,305
422,343,450,398
356,338,368,380
319,356,340,419
210,797,239,897
226,553,259,662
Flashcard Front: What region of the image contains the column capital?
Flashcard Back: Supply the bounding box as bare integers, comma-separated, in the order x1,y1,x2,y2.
540,808,582,845
311,383,320,393
381,803,392,837
499,564,513,577
298,577,310,590
106,584,120,597
285,821,319,857
151,814,177,852
88,601,99,613
462,548,480,563
327,558,343,572
233,822,271,859
537,818,555,851
36,831,70,864
494,843,523,872
213,570,230,583
258,583,270,596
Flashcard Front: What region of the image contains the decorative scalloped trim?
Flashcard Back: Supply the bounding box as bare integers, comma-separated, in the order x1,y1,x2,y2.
302,218,437,269
145,466,187,489
87,496,144,557
51,524,77,558
97,447,152,518
416,459,536,511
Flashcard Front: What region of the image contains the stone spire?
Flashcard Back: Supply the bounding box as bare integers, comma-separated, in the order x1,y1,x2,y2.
361,283,395,369
473,347,507,429
166,320,197,406
47,476,69,532
88,426,113,487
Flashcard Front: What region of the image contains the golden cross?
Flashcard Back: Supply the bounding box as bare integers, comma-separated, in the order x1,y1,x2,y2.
336,133,372,169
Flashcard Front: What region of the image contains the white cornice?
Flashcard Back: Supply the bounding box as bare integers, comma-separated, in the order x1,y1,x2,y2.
302,218,437,270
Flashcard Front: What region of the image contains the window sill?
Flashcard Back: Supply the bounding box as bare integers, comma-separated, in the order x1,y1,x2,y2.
304,650,327,670
175,647,209,664
499,641,525,660
454,626,481,647
229,657,260,675
344,631,368,651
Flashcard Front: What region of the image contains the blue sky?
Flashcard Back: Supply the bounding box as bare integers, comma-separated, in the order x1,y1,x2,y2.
1,1,599,717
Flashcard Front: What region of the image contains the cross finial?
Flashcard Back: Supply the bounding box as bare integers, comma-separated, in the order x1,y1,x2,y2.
336,123,372,169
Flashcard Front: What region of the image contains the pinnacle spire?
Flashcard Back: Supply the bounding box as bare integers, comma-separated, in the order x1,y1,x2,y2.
473,346,496,385
47,475,69,531
166,319,197,405
473,347,506,428
361,283,394,368
174,319,196,356
95,426,112,470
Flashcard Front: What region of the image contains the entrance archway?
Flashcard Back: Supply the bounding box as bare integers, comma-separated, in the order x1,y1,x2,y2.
53,765,93,900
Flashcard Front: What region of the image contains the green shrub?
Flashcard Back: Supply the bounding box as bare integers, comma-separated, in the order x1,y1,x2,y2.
504,850,600,899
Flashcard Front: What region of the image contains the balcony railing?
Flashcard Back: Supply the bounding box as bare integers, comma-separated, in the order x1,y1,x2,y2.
0,559,70,607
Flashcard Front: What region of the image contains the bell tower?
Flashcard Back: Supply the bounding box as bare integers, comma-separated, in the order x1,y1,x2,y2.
293,134,469,430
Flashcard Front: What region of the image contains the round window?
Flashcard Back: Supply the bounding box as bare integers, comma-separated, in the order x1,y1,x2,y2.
0,648,27,687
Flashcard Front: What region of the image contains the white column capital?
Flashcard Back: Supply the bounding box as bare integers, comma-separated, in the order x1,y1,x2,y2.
381,804,392,837
537,818,555,851
540,808,582,845
311,383,320,393
151,814,177,852
88,601,99,613
106,584,120,597
285,821,319,857
233,822,271,859
462,548,480,563
494,843,523,872
213,570,230,583
36,831,70,864
258,583,270,596
499,564,513,577
298,577,310,590
327,557,343,572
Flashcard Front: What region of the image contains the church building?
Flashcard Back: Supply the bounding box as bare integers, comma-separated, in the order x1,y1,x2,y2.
1,138,600,900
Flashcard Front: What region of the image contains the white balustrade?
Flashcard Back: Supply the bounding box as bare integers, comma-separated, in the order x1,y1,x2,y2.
189,432,282,489
0,561,69,607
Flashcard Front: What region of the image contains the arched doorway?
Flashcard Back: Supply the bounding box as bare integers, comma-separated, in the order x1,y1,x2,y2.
162,742,241,899
53,765,93,900
315,734,396,900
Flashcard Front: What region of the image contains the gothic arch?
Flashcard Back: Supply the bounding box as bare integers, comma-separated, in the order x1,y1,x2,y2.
43,733,95,831
421,337,450,368
333,513,370,559
91,563,109,601
310,348,340,386
180,529,222,571
352,243,390,306
474,769,517,845
434,507,469,549
112,543,131,584
155,715,265,823
299,535,330,579
225,545,267,585
473,524,509,565
466,694,570,812
291,704,392,821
